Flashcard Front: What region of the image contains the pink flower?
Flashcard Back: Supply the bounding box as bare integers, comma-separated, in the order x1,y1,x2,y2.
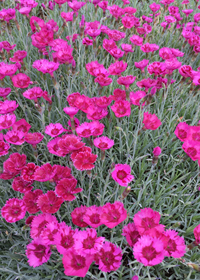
72,151,98,170
61,11,74,22
122,223,141,247
83,205,103,228
12,176,33,193
4,130,25,145
147,62,166,75
95,241,122,272
52,165,72,183
194,224,200,244
0,8,16,22
188,126,200,142
141,43,159,53
12,73,32,88
23,87,46,101
34,163,56,182
71,205,88,227
58,134,85,155
153,147,162,156
62,250,94,277
37,191,63,214
117,75,136,89
22,162,39,182
135,59,149,72
111,164,134,186
0,87,11,97
94,96,113,108
3,153,26,175
108,60,127,76
0,41,16,52
12,119,31,134
74,228,105,256
40,221,59,244
134,208,165,235
143,112,162,130
45,123,66,137
1,198,26,223
0,114,16,130
54,222,78,254
111,100,131,118
101,201,127,228
82,37,93,46
109,48,124,60
55,178,82,201
76,122,94,138
174,122,190,141
26,238,51,267
103,38,117,52
133,235,164,266
30,213,57,239
86,61,105,76
32,59,59,76
130,91,146,106
149,2,160,13
163,229,186,258
0,138,10,157
93,136,114,150
112,88,126,101
63,106,79,117
0,62,18,77
23,189,43,214
47,137,65,157
10,50,27,63
95,75,112,87
182,140,200,161
0,100,18,114
24,132,44,146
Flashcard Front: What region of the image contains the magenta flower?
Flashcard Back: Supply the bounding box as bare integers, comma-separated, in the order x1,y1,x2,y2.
61,11,74,22
62,250,94,277
122,223,141,247
130,35,143,46
55,178,82,201
174,122,190,141
111,100,131,118
72,150,98,171
34,163,56,182
153,147,162,156
23,87,46,102
63,106,79,117
93,136,114,150
101,201,127,228
95,75,112,87
37,190,63,214
111,163,134,186
0,87,11,97
24,132,44,146
4,130,25,145
32,59,59,76
149,2,160,13
109,48,124,60
143,112,162,130
95,241,122,272
30,213,57,239
23,189,43,214
74,228,105,256
0,114,16,130
194,224,200,244
133,235,165,266
134,208,165,235
12,73,32,88
40,221,59,245
1,198,26,223
108,60,127,76
117,75,136,89
45,123,66,137
12,176,33,193
0,8,16,22
163,229,186,258
83,205,103,228
135,59,149,72
182,140,200,161
71,205,88,227
103,38,117,52
130,91,146,106
13,119,31,134
0,62,18,77
0,41,16,52
26,238,51,267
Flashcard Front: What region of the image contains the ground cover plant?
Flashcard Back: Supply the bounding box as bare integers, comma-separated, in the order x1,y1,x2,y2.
1,0,200,279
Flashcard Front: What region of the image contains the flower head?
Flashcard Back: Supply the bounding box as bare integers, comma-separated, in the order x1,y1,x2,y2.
55,178,82,201
37,190,63,214
1,198,26,223
111,164,134,187
101,201,127,228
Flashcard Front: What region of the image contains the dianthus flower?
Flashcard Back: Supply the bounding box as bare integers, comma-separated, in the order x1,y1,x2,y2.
149,2,160,13
0,62,18,77
45,123,65,137
0,114,16,130
24,132,44,147
143,112,162,130
0,100,18,114
187,126,200,142
23,87,46,102
122,223,141,247
107,5,124,19
95,241,122,272
67,1,86,12
147,62,166,75
117,75,136,89
12,73,32,88
26,238,51,267
47,137,65,157
54,222,78,254
58,134,85,155
103,38,117,52
76,122,94,138
74,228,105,256
12,119,31,134
109,48,124,60
130,91,146,106
4,130,25,145
108,60,127,76
52,165,72,183
34,163,56,182
63,106,79,117
32,59,59,76
83,205,103,228
174,122,190,141
55,178,82,201
135,59,149,72
23,189,43,214
61,11,74,22
21,162,39,182
3,153,26,176
71,205,88,227
101,201,127,228
62,249,94,277
111,100,131,118
30,213,57,239
82,37,93,46
162,229,186,258
72,150,98,170
37,191,63,214
0,41,16,52
12,176,33,193
133,235,165,266
112,88,126,101
0,8,16,22
86,61,106,76
133,208,165,235
1,198,26,223
95,75,113,87
0,87,11,97
111,164,134,186
94,96,113,108
93,136,114,150
40,221,59,244
179,65,194,78
153,146,162,157
10,50,27,63
182,140,200,161
194,224,200,244
0,138,10,157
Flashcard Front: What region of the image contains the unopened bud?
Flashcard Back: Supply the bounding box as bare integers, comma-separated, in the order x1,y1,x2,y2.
121,186,131,200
